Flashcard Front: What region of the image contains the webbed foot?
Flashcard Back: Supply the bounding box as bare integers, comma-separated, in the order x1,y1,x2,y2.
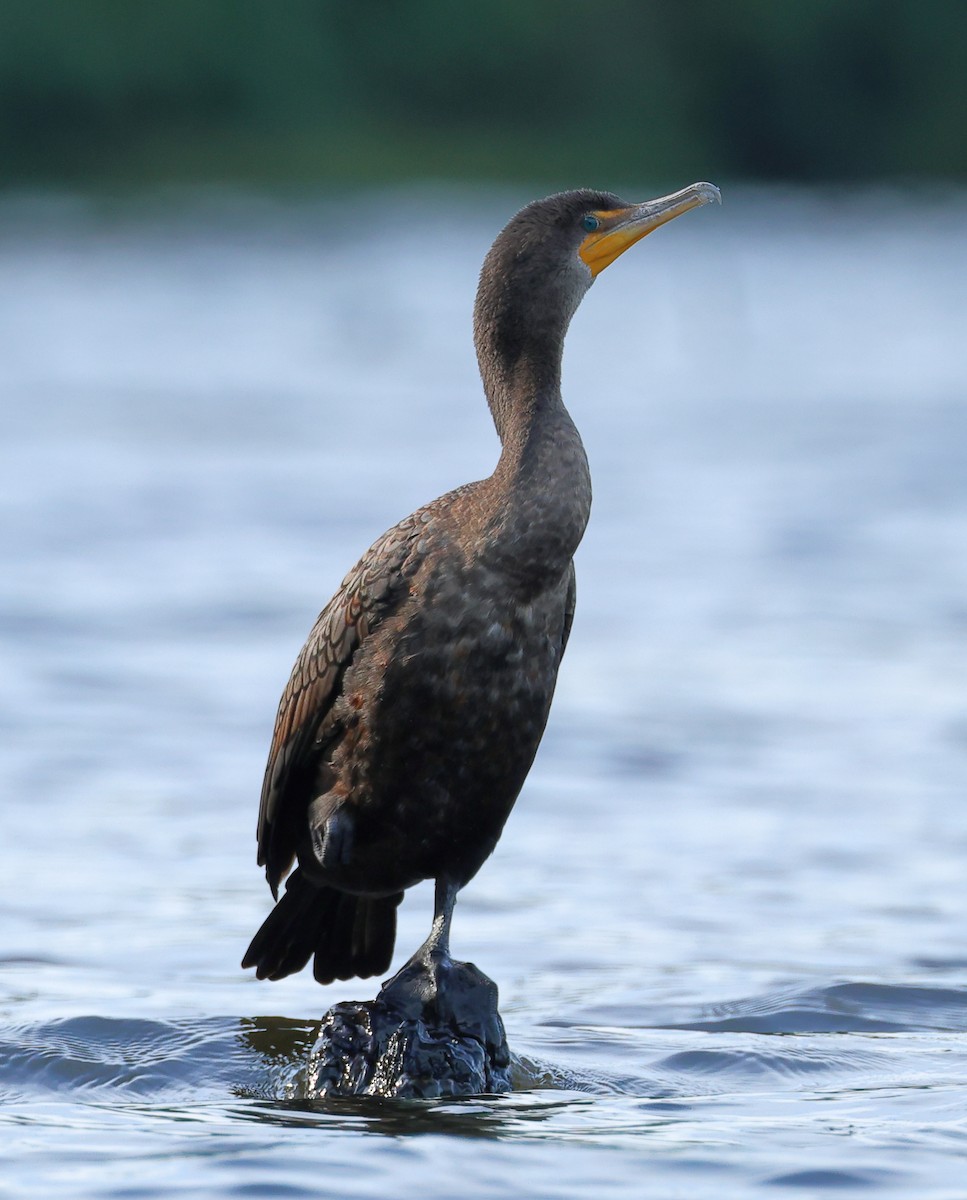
378,951,500,1033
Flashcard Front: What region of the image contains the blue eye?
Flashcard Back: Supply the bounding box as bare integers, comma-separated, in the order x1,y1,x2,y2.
582,214,600,232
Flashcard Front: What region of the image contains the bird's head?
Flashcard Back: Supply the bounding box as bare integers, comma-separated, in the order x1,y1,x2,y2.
475,182,721,384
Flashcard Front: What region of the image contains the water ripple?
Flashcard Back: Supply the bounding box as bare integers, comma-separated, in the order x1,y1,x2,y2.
549,981,967,1035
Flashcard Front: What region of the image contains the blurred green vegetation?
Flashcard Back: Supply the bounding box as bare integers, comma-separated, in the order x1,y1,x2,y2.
1,0,965,188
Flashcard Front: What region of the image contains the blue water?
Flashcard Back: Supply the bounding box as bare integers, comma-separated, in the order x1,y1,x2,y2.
2,185,967,1197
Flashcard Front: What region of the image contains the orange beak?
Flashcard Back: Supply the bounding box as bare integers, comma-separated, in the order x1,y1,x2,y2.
579,181,721,278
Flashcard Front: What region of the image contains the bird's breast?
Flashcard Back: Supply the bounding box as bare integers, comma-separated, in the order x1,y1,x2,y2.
384,554,567,723
322,553,571,888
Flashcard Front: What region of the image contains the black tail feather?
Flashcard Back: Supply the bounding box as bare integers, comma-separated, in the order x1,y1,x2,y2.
242,869,402,984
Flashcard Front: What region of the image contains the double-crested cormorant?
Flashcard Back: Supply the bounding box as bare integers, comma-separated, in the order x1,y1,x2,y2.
242,182,720,986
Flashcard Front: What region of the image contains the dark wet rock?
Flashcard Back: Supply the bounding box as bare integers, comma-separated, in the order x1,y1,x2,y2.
304,956,512,1098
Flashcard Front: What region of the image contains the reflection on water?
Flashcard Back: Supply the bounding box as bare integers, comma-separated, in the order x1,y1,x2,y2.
1,185,967,1197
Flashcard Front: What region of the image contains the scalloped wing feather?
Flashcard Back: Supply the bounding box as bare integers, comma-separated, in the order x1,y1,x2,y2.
255,512,427,891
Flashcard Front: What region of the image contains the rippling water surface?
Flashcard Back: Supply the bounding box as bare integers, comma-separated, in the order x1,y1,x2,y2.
2,186,966,1197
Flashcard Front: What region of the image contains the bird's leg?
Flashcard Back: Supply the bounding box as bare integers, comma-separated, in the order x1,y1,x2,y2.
376,875,503,1037
379,877,459,1007
415,876,459,965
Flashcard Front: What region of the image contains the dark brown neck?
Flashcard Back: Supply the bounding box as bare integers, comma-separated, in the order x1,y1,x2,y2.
469,240,593,586
478,334,564,447
474,338,591,589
